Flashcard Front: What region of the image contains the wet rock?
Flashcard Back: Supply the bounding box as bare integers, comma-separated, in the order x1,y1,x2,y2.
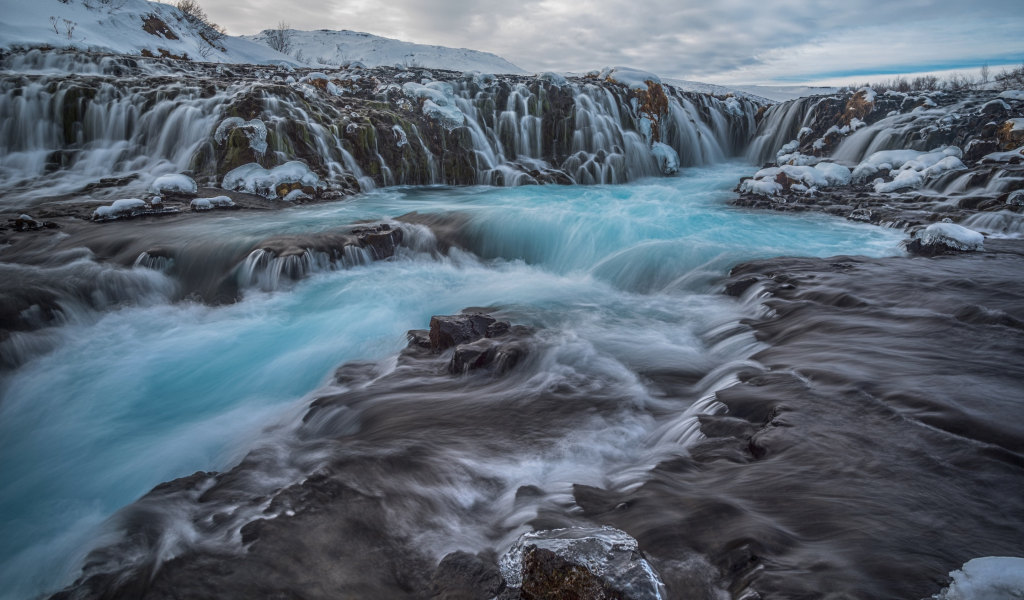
724,277,759,297
428,313,497,352
499,527,664,600
354,224,404,259
429,551,505,600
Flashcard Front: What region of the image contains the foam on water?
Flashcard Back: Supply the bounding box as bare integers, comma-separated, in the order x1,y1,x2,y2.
0,164,903,599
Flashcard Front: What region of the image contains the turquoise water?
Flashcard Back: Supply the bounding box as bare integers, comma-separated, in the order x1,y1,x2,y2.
0,164,903,598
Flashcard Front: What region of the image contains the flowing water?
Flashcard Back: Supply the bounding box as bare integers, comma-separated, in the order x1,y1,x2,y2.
0,164,905,599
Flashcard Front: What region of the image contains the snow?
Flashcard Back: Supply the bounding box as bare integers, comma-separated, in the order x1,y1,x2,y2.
858,87,877,103
998,90,1024,100
723,97,744,117
214,118,268,155
664,80,836,103
933,556,1024,599
605,67,662,91
1007,190,1024,206
240,29,525,74
150,174,197,195
392,124,408,148
190,196,233,210
651,142,680,175
93,198,146,218
1008,118,1024,132
919,222,984,251
282,189,311,201
222,161,323,199
0,0,300,66
814,162,853,186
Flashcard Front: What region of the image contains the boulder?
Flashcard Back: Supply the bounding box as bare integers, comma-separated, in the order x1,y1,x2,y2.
354,223,404,258
498,527,664,600
428,313,500,352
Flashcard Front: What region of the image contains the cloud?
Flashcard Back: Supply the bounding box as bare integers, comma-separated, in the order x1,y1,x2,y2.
200,0,1024,83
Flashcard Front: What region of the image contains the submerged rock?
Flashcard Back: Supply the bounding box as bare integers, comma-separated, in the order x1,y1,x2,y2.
428,313,501,352
499,527,664,600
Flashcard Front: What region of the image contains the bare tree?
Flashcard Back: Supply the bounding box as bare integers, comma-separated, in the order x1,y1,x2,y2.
49,16,60,34
266,21,293,55
995,62,1024,90
980,63,991,86
62,19,77,40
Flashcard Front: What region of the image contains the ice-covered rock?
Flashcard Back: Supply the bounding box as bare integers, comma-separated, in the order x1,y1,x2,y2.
499,527,664,600
538,72,568,87
150,174,197,195
214,117,268,155
998,90,1024,101
190,196,234,210
933,556,1024,600
916,222,984,252
402,82,466,130
606,67,661,90
222,161,323,199
93,198,147,220
1008,190,1024,206
651,142,680,175
740,163,851,195
980,146,1024,163
852,147,965,192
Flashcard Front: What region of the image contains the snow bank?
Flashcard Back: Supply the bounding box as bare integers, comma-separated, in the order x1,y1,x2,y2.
190,196,234,210
214,118,268,155
919,222,984,251
606,67,661,90
151,174,197,195
402,82,465,130
999,90,1024,101
93,198,146,219
933,556,1024,599
857,87,877,103
222,161,323,199
240,29,525,74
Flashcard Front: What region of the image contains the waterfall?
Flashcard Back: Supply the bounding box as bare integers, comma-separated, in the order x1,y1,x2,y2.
0,49,765,211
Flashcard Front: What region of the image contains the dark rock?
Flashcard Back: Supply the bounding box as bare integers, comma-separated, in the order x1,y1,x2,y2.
429,551,505,600
354,225,404,259
428,313,496,352
486,320,511,338
406,329,431,349
450,338,501,373
724,277,759,297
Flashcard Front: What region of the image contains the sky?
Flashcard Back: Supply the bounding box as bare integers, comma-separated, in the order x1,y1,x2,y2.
197,0,1024,85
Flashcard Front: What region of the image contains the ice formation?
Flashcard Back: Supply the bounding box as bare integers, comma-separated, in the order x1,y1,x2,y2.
740,162,852,195
93,198,147,219
190,196,234,210
606,67,662,90
150,174,198,195
918,222,985,251
222,162,323,199
214,118,269,155
852,147,965,192
402,81,466,129
933,556,1024,600
499,527,664,600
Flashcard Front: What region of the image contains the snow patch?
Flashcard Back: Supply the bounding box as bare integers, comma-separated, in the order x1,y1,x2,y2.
998,90,1024,101
651,142,679,175
93,198,146,219
214,118,268,155
190,196,234,210
606,67,661,90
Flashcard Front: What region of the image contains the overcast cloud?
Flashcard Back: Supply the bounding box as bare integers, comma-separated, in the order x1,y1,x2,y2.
199,0,1024,84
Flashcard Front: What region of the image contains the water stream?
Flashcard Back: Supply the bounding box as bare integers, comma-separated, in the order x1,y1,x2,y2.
0,164,904,599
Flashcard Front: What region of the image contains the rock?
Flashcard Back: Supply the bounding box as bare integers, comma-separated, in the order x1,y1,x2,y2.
354,224,404,259
429,551,505,600
428,313,497,352
499,527,664,600
406,329,432,349
724,277,759,297
450,338,501,373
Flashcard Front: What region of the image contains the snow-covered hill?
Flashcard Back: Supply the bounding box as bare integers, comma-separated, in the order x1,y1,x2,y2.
664,79,840,103
0,0,298,66
239,29,527,74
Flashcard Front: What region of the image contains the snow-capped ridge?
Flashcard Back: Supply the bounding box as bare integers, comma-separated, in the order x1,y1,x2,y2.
239,28,526,74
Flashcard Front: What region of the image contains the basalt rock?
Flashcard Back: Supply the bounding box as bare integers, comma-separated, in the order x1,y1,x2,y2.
428,313,503,352
354,223,403,258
